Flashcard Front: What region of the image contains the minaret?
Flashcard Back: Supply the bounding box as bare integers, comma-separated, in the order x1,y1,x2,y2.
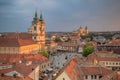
85,26,88,35
28,11,46,49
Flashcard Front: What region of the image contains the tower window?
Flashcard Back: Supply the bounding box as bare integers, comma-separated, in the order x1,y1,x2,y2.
40,27,42,31
34,37,36,40
34,26,36,31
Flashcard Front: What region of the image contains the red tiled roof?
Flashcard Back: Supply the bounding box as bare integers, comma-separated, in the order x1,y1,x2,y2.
0,54,48,64
0,75,32,80
0,38,36,47
97,57,120,61
5,32,32,40
14,63,37,76
55,56,114,80
87,52,120,62
100,72,118,80
0,33,36,47
80,67,113,75
65,59,83,80
0,63,37,77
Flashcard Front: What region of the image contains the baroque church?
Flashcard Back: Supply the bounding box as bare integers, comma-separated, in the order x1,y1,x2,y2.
73,26,89,36
28,11,46,48
0,11,46,54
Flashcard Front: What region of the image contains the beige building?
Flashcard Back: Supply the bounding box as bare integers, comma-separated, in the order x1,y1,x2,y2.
56,41,77,52
87,51,120,71
0,34,39,54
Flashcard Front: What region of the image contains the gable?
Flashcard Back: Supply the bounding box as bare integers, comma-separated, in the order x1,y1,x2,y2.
5,70,24,78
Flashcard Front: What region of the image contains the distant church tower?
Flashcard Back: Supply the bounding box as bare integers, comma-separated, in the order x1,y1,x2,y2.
85,26,88,35
78,26,83,36
28,11,46,48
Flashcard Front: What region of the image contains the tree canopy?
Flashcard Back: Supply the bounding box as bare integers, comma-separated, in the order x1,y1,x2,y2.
82,44,94,57
54,37,61,42
38,48,49,58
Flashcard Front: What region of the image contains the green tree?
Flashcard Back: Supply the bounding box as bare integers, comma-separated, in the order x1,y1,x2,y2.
38,48,49,58
54,37,61,42
82,44,94,57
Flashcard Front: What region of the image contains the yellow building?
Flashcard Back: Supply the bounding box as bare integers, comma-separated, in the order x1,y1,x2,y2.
0,11,46,54
0,33,39,54
28,11,46,49
74,26,89,36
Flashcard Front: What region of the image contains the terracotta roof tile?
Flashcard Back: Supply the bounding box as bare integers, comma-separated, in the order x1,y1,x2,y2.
54,56,114,80
0,75,32,80
0,54,48,64
0,33,36,47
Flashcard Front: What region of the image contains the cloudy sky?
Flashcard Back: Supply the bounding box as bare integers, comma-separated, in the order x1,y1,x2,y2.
0,0,120,32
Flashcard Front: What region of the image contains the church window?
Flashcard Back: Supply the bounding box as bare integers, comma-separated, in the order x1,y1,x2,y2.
40,27,42,31
34,26,36,31
34,37,36,40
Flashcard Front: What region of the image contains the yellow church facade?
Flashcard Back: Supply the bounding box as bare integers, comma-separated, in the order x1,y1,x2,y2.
0,11,46,54
0,44,39,54
73,26,89,36
28,11,46,49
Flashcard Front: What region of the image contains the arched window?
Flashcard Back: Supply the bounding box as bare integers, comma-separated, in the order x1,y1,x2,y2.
34,26,36,31
34,36,36,40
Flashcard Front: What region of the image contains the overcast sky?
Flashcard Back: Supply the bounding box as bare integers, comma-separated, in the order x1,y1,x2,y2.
0,0,120,32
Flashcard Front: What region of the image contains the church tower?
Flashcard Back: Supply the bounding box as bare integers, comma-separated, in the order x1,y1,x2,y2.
28,11,46,49
85,26,88,35
78,26,83,36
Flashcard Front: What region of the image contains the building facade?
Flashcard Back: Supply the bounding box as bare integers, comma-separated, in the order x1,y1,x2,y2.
28,11,46,49
73,26,89,36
